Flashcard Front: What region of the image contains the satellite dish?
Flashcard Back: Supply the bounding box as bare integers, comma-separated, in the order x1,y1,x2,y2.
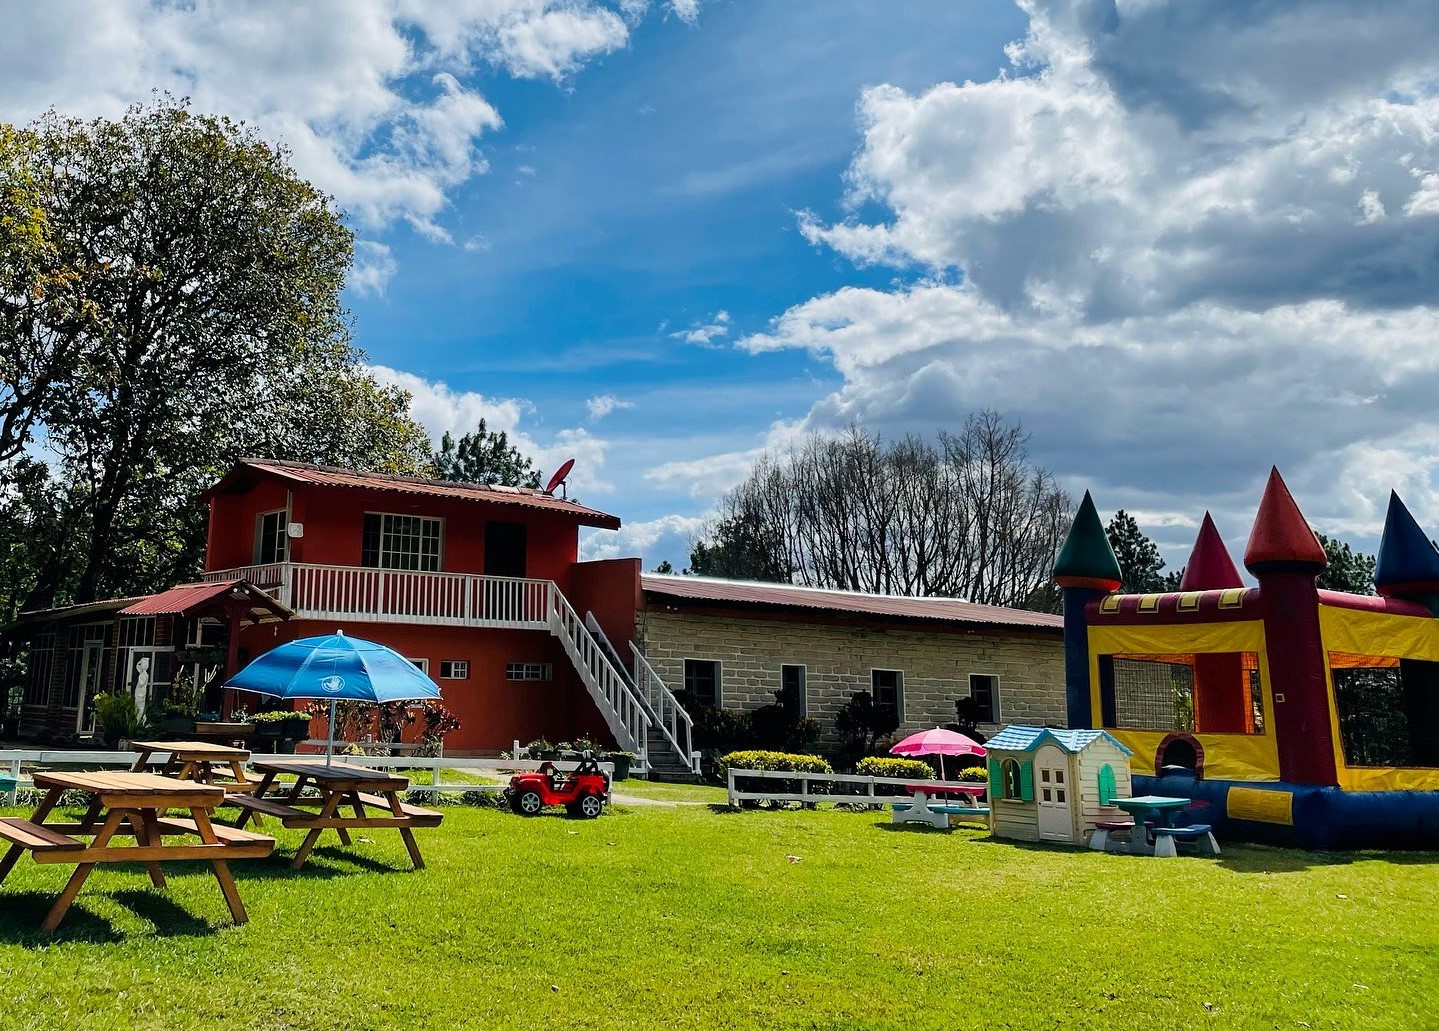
544,458,576,496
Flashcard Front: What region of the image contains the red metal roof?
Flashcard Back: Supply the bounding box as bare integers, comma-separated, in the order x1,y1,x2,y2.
639,575,1063,631
120,580,291,620
201,459,621,530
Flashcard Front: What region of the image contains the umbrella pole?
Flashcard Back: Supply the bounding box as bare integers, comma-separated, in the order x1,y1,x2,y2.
327,698,336,766
940,754,946,780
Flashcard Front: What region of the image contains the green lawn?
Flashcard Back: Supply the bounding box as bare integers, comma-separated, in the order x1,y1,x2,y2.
610,777,730,803
1,803,1437,1030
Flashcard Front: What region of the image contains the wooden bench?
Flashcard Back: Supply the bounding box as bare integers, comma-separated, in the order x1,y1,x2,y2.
354,793,445,827
0,817,84,853
155,817,275,847
1151,823,1220,858
228,794,325,828
1088,820,1135,851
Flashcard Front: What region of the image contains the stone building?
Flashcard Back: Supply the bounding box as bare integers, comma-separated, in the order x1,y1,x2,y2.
636,574,1066,747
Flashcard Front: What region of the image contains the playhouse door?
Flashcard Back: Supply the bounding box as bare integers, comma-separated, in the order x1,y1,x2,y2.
1035,745,1073,842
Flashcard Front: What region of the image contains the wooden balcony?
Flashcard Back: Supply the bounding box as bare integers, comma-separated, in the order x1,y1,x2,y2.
202,562,553,630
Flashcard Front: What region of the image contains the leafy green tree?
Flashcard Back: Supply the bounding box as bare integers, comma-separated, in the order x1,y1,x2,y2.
1316,533,1376,595
651,560,675,574
0,98,431,604
1105,510,1168,594
688,507,795,582
433,418,542,488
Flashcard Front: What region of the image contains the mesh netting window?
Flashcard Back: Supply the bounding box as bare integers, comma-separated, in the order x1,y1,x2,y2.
1110,658,1195,733
1331,654,1439,768
1099,652,1263,735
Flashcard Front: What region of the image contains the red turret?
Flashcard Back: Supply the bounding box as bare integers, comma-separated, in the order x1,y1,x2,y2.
1179,512,1243,591
1243,467,1336,786
1244,467,1327,574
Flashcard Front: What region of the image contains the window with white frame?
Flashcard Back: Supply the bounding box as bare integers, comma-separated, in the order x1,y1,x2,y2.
408,657,429,674
256,510,288,564
506,662,552,681
871,669,904,723
440,660,469,680
969,673,1000,724
362,513,442,572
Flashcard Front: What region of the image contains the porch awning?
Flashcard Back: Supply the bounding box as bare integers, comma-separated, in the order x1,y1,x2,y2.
120,580,293,623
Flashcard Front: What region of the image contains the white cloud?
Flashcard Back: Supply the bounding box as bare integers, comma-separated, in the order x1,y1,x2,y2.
350,241,398,297
670,310,731,346
582,513,707,562
722,0,1439,548
586,394,634,421
367,365,615,494
0,1,669,257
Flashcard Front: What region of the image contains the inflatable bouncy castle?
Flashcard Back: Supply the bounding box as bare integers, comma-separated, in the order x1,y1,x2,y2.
1055,468,1439,849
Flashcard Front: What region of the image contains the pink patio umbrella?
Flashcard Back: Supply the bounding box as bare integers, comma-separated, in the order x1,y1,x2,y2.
890,727,986,779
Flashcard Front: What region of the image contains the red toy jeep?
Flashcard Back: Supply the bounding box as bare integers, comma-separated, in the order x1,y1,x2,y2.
506,756,610,818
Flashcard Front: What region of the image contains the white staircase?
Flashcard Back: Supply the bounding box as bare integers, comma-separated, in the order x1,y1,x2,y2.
547,591,650,765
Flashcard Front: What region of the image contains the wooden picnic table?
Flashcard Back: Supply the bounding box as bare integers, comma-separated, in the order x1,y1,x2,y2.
129,740,256,793
0,770,274,932
230,758,442,871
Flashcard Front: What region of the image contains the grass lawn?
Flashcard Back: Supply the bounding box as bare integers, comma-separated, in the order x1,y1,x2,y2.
610,777,730,803
1,803,1436,1030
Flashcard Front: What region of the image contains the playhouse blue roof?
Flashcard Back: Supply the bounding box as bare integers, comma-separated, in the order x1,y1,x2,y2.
985,725,1132,757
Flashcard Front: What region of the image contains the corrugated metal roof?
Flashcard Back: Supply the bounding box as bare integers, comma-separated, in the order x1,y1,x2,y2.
120,580,292,620
202,458,621,530
985,725,1132,756
639,574,1063,631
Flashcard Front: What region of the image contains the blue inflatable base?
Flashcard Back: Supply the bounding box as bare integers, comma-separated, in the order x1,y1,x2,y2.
1135,770,1439,851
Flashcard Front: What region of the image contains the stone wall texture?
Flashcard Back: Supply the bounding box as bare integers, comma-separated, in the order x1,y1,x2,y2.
637,608,1067,746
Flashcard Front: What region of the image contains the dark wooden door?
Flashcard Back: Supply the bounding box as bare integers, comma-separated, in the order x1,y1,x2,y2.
484,521,528,577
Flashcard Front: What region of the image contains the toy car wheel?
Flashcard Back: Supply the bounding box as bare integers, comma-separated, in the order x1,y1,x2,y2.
515,789,544,816
577,793,604,819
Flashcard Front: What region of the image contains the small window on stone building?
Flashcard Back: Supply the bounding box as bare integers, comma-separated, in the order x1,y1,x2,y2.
969,673,1000,723
685,659,721,708
780,664,806,718
871,669,904,723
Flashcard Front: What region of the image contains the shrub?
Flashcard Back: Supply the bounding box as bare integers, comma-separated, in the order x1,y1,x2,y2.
94,692,139,743
855,756,933,781
716,750,832,777
249,709,312,724
958,766,989,782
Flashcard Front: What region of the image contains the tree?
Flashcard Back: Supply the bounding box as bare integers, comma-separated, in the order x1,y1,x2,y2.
1105,510,1168,594
1316,533,1376,595
0,98,432,605
685,413,1070,609
433,418,542,488
651,560,675,574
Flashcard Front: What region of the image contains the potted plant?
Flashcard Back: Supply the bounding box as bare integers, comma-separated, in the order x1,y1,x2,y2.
605,751,635,781
525,738,557,760
158,670,200,738
94,692,140,749
249,710,312,753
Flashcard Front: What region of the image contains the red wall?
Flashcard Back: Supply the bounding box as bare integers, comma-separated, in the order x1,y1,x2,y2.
207,479,582,584
235,618,619,754
570,558,641,653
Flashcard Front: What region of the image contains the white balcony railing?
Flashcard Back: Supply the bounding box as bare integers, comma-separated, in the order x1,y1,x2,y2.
203,562,551,629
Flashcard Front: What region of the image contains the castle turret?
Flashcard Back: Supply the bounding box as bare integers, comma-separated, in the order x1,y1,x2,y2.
1180,512,1249,732
1374,490,1439,610
1053,491,1122,728
1178,512,1243,591
1244,467,1336,785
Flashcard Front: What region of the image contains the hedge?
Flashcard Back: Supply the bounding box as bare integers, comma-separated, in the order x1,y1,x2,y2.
716,750,832,778
958,766,989,782
855,756,933,780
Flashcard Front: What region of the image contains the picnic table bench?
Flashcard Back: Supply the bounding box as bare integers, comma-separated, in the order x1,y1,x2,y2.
230,759,443,870
129,740,257,795
0,771,274,931
890,783,989,829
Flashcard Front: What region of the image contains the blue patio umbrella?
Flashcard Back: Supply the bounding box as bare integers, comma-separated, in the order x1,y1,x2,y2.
224,630,441,764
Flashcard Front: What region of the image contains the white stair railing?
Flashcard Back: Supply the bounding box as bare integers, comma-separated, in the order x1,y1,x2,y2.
630,643,698,773
547,587,650,761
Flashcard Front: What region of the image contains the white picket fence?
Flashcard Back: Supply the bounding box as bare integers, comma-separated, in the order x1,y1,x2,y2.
726,767,989,808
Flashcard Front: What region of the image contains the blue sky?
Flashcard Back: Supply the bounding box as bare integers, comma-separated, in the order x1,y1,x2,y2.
6,0,1439,579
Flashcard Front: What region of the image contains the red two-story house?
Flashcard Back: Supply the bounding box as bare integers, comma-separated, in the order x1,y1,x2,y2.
8,459,698,775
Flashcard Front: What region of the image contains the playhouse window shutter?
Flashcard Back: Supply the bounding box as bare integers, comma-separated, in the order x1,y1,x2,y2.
1098,763,1116,806
987,758,1001,786
1019,761,1035,801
